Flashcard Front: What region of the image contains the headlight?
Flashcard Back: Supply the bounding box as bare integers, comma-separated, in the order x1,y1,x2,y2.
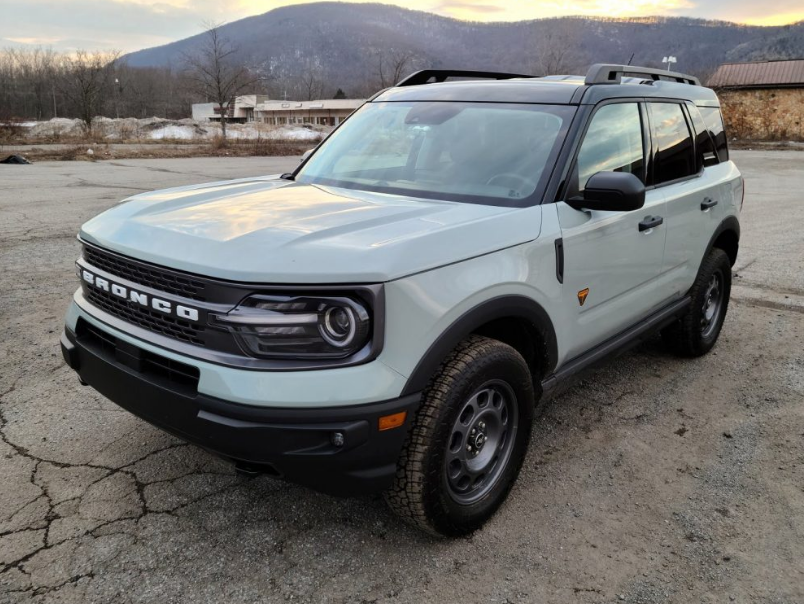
212,295,371,359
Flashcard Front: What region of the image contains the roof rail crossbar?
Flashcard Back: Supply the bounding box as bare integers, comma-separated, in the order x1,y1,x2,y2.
395,69,533,87
585,64,701,86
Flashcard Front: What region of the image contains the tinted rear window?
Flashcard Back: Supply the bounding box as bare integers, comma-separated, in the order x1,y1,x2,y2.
649,102,695,185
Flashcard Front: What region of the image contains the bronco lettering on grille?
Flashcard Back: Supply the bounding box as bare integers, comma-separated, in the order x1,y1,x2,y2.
81,269,200,322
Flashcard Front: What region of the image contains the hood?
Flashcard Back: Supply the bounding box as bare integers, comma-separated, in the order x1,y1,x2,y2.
79,177,542,283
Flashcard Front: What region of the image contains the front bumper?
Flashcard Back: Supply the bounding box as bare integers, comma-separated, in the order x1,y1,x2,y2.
61,325,420,497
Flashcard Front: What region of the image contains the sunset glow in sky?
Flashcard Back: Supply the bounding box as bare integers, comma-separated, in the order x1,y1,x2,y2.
1,0,802,52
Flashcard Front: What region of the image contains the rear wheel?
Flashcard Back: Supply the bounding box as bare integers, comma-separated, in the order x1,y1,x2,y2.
662,247,731,356
385,335,534,537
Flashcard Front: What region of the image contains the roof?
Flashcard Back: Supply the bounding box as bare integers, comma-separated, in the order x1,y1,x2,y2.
376,79,582,104
256,99,364,111
374,77,719,106
708,60,804,89
234,95,271,107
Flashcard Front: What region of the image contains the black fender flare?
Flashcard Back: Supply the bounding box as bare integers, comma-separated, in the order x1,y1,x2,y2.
400,295,558,396
703,215,740,266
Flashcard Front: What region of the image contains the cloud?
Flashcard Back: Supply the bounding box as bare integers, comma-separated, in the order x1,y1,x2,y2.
683,0,804,24
0,0,241,52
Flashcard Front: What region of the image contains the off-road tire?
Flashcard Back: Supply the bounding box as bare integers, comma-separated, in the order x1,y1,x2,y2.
662,247,731,357
384,335,535,537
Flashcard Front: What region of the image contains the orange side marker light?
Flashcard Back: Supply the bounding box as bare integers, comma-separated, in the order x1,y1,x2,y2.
379,411,407,431
578,288,590,306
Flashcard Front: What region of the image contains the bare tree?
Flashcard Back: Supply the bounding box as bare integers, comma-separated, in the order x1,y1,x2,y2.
59,50,120,130
12,48,58,119
298,61,324,101
376,49,416,89
183,22,260,141
530,21,583,76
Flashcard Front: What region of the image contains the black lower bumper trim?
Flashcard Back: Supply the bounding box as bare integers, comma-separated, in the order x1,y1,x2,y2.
61,326,420,497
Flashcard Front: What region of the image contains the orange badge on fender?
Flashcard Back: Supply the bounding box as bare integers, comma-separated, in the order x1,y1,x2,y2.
577,288,590,306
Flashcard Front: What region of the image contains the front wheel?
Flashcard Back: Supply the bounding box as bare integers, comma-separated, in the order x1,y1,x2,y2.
384,335,534,537
662,247,732,356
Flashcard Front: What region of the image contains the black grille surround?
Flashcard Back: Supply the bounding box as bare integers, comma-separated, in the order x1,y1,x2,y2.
76,242,386,371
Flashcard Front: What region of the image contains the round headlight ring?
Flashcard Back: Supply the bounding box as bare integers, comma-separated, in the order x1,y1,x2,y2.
320,305,358,348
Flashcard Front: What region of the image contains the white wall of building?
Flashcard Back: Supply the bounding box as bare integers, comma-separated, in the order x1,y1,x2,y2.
191,97,364,124
191,103,217,121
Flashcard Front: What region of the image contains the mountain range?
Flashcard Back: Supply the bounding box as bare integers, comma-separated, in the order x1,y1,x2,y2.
123,2,804,93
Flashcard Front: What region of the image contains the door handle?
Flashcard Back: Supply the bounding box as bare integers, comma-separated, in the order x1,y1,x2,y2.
701,198,718,210
639,216,664,232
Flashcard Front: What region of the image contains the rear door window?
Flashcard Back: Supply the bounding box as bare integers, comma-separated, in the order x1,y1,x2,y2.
649,102,696,185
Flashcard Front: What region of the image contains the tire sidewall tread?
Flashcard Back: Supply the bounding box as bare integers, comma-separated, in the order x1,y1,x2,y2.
385,335,535,537
664,247,732,357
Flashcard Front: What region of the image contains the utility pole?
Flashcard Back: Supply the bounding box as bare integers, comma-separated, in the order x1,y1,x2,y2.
114,77,120,118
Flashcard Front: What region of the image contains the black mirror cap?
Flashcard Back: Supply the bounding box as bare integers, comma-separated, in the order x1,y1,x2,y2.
566,171,646,212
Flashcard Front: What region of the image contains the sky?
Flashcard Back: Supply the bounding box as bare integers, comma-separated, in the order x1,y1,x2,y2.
0,0,802,53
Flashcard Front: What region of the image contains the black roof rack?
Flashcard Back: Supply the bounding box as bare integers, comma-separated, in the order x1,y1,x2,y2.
585,64,701,86
396,69,533,87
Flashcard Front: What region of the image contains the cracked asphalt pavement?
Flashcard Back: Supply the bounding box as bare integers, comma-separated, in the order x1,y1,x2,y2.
1,153,802,603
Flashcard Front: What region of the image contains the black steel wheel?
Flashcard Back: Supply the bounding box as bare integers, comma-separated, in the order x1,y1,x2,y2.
445,380,519,505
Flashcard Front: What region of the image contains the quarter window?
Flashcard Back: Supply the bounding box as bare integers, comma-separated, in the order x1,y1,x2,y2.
649,102,696,185
687,103,718,170
575,103,645,193
699,106,729,163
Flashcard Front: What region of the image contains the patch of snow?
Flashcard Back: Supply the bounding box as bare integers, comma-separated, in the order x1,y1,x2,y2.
17,116,330,143
148,125,199,140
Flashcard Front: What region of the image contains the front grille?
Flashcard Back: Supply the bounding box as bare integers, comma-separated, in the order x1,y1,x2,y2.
86,288,206,346
77,318,200,393
83,245,208,301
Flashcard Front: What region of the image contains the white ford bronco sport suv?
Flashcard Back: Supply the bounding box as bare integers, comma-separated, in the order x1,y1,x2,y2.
61,65,743,536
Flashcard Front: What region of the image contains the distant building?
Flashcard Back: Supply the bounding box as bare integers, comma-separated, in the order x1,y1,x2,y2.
708,59,804,140
191,102,217,121
255,99,364,126
192,96,364,127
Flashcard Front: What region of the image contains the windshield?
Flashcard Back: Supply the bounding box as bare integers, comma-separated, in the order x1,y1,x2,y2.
295,101,575,206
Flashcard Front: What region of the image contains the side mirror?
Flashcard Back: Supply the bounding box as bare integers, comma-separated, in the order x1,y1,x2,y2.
566,171,645,212
300,149,314,163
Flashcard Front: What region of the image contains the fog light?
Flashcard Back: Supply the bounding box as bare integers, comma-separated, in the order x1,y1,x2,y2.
331,432,345,447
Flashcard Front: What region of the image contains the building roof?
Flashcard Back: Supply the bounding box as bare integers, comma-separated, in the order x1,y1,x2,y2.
708,59,804,89
255,99,364,111
236,95,271,107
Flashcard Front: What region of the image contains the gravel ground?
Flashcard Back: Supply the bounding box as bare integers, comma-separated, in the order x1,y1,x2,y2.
1,153,802,604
